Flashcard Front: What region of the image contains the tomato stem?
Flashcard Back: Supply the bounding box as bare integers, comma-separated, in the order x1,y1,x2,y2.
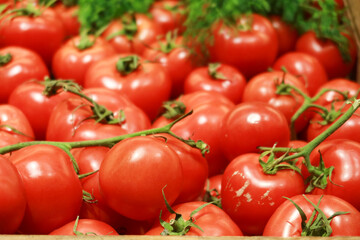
116,55,140,76
0,53,12,66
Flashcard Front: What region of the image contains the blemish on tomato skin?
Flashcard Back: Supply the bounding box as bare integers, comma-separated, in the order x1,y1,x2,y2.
244,192,252,202
269,202,275,206
235,180,250,197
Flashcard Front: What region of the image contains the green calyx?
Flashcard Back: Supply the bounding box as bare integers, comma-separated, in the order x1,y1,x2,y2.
116,55,140,76
0,53,12,66
76,33,96,51
312,102,345,126
106,14,138,41
158,31,179,54
161,100,186,120
208,63,227,80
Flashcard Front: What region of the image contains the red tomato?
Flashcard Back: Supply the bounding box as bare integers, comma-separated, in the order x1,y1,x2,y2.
269,15,298,56
102,14,161,55
143,36,194,98
49,219,119,235
199,174,223,202
295,31,357,79
0,155,26,234
263,194,360,236
0,104,34,148
0,5,65,65
221,153,305,235
303,139,360,210
10,144,83,234
208,13,278,78
99,136,183,221
83,54,172,120
53,3,80,38
46,97,128,141
8,80,73,140
272,52,328,96
146,201,243,236
242,71,310,133
184,63,247,104
52,35,116,86
221,102,290,161
0,46,49,103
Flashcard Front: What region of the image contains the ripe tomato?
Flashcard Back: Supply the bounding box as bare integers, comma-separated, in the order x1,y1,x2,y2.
49,219,119,235
10,144,83,234
208,13,278,78
0,155,26,234
221,153,305,235
52,35,116,86
99,136,183,221
269,15,298,56
0,46,49,103
221,102,290,161
263,194,360,236
272,52,328,96
295,31,357,79
184,63,247,104
146,201,243,236
53,3,80,38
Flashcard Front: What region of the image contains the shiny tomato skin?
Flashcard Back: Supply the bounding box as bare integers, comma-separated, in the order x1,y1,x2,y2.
272,52,328,96
146,201,243,236
263,194,360,236
0,155,26,234
221,153,305,236
10,145,83,234
221,102,290,161
52,36,116,86
99,136,183,221
184,63,247,104
209,13,278,78
269,15,298,56
49,219,119,235
53,3,80,38
0,46,49,103
0,6,65,65
295,31,357,79
83,54,171,120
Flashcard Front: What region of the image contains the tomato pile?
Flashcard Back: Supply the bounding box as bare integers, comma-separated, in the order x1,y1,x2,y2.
1,0,360,237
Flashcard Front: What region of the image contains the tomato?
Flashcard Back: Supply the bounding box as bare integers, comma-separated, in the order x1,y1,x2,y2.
198,174,223,202
302,139,360,210
272,52,328,96
8,80,73,140
146,201,243,236
52,35,116,86
99,136,183,221
49,219,119,235
0,155,26,234
46,97,128,141
0,4,65,65
102,14,161,55
10,144,83,234
143,36,194,98
313,78,360,107
242,71,310,133
0,104,34,148
221,153,305,235
83,54,172,120
53,3,80,38
221,102,290,161
208,13,278,78
295,31,357,79
184,63,247,104
0,46,49,103
269,15,298,56
263,194,360,236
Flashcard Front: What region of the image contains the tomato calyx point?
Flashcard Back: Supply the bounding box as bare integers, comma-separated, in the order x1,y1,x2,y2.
161,100,186,120
72,216,98,236
158,30,179,54
116,55,140,76
0,53,12,66
106,14,138,41
311,101,345,126
202,180,222,208
208,63,227,81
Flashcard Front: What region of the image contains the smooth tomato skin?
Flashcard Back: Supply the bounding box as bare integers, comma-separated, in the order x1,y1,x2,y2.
84,54,171,120
209,14,278,78
99,136,183,221
49,219,119,235
52,36,116,86
53,3,80,38
314,78,360,107
0,46,48,103
10,145,83,234
0,155,26,234
184,63,247,104
0,7,65,65
221,102,290,161
102,14,161,55
146,201,243,236
8,80,73,140
295,31,357,79
263,194,360,236
221,153,305,236
303,139,360,210
269,15,298,56
272,52,328,96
